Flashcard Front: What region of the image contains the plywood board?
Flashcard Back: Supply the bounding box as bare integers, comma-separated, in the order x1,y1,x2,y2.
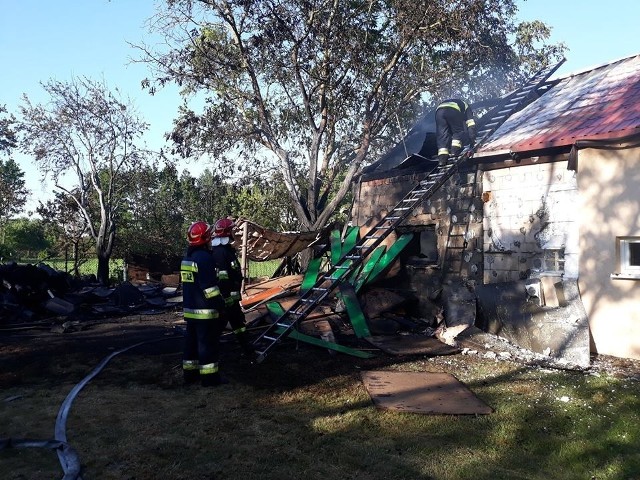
361,370,493,415
366,335,460,356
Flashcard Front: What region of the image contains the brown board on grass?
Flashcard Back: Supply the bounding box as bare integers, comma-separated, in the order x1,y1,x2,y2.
361,371,493,415
366,334,460,356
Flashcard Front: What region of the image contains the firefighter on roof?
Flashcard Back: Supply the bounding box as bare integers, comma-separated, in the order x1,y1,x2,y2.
435,98,477,165
209,218,255,357
181,221,228,387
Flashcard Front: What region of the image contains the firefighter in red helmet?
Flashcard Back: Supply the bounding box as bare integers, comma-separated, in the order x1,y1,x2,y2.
435,98,477,165
180,221,228,386
209,218,255,357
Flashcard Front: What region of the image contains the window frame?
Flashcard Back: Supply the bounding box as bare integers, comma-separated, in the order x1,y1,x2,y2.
612,236,640,280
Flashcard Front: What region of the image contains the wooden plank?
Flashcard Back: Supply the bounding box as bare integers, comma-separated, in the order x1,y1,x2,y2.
266,301,375,358
353,246,386,293
361,371,493,415
338,283,371,338
367,233,414,284
300,257,322,293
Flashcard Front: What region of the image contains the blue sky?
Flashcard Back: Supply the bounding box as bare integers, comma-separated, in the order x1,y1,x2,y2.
2,0,639,211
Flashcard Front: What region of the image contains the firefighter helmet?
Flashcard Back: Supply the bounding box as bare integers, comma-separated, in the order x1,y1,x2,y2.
213,218,235,238
187,221,212,246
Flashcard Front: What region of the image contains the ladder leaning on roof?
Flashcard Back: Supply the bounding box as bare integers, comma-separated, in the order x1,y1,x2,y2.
251,58,566,364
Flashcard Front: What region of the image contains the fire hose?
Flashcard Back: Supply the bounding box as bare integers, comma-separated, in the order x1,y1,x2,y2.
0,334,181,480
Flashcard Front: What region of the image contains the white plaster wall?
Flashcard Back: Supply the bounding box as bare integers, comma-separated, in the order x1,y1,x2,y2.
482,161,580,282
577,147,640,361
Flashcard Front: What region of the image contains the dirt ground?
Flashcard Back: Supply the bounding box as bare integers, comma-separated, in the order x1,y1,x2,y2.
0,311,408,393
3,310,640,392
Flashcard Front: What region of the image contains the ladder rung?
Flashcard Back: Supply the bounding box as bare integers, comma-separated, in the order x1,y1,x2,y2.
263,335,278,342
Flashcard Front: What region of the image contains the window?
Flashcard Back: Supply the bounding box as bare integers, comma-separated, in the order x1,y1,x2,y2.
612,237,640,280
541,248,565,276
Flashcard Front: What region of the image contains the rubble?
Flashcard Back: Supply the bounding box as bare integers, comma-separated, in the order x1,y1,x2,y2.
0,262,179,329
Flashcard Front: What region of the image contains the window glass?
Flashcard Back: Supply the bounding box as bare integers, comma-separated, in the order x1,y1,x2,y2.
629,242,640,267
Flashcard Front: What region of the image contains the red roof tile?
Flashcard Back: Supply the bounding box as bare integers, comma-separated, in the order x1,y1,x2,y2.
477,54,640,155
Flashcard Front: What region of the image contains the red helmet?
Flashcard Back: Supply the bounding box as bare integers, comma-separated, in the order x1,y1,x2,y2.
187,221,212,246
213,218,235,239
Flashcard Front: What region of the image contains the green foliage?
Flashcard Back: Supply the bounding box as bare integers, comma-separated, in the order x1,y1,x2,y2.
139,0,565,231
0,158,29,229
0,105,29,239
2,218,51,257
0,106,29,228
116,163,186,259
36,191,95,277
111,162,300,260
0,105,18,154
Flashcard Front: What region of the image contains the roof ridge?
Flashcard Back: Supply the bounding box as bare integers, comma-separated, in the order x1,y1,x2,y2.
555,52,640,80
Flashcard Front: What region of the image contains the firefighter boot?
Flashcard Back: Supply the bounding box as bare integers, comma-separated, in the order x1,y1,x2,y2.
438,154,449,166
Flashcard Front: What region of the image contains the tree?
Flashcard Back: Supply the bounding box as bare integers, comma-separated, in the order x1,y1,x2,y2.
37,191,93,277
137,0,564,232
232,174,299,231
0,158,29,240
0,105,18,153
0,106,29,243
2,217,51,260
19,77,149,285
116,163,187,259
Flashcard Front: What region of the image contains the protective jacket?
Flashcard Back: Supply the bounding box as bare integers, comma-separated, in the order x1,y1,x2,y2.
210,243,254,355
181,246,225,320
210,243,243,306
435,99,476,161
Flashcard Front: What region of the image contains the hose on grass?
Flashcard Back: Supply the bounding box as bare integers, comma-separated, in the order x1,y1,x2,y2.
1,333,182,480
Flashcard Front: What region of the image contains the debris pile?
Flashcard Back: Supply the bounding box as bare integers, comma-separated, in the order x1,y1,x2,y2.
0,262,180,328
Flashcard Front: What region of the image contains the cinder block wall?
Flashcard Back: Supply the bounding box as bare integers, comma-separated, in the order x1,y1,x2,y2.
481,161,579,283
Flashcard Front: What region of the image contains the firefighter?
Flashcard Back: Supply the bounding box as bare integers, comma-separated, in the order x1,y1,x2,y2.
435,98,477,165
209,218,255,357
180,221,228,387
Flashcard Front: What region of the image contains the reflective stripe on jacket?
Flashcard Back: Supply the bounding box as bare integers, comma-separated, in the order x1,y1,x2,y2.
437,99,475,127
184,308,219,320
181,247,225,318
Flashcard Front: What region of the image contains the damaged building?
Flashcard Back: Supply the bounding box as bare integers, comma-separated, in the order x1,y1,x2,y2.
352,53,640,365
5,55,639,370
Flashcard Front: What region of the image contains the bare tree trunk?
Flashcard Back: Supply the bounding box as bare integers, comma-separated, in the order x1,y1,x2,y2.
97,253,110,286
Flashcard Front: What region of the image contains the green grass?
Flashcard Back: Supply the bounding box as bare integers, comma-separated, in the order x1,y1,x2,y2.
16,257,125,281
247,259,281,279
